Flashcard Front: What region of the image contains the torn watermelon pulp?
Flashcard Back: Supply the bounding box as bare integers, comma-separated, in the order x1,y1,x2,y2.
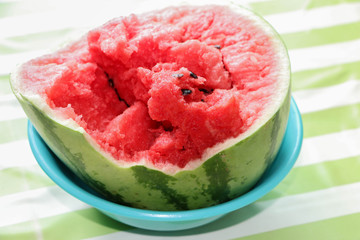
20,6,279,168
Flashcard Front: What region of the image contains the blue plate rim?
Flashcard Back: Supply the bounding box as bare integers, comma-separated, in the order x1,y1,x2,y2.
28,96,303,222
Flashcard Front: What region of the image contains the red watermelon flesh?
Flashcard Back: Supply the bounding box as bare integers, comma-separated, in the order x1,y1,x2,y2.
19,6,279,169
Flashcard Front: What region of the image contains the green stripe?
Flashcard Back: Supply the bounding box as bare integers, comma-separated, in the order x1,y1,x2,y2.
235,212,360,240
260,155,360,201
0,165,54,197
0,118,28,144
250,0,310,16
0,208,132,240
302,103,360,138
132,166,189,210
0,221,38,240
282,21,360,50
0,2,20,18
203,154,231,203
41,208,131,240
0,28,81,55
292,61,360,91
0,1,53,19
250,0,360,16
305,0,360,9
0,74,11,95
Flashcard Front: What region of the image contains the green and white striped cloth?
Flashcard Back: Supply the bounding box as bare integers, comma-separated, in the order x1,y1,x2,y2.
1,0,360,239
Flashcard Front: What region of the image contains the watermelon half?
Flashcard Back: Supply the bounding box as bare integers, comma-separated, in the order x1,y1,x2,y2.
10,4,290,211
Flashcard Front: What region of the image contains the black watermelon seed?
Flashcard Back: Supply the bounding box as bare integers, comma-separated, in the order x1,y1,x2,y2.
199,88,210,94
199,88,214,94
189,71,198,79
108,78,114,88
105,72,115,88
114,88,130,107
181,89,192,96
214,45,221,49
172,73,184,78
106,71,129,107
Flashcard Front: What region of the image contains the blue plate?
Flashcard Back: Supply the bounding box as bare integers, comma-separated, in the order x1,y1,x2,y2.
28,97,303,231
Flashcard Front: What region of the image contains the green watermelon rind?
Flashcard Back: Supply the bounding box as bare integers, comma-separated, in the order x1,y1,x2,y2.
10,3,291,210
12,86,290,210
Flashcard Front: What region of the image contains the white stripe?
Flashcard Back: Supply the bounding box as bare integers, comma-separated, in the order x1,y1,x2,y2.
0,139,36,171
0,0,152,38
0,94,18,102
296,128,360,167
0,28,84,54
0,0,264,40
0,0,24,3
265,2,360,34
289,39,360,72
0,93,26,121
293,79,360,114
1,1,359,38
0,0,266,4
0,50,48,75
0,186,89,227
87,182,360,240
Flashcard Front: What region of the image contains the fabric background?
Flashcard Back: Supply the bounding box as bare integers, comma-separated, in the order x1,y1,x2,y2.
1,0,360,239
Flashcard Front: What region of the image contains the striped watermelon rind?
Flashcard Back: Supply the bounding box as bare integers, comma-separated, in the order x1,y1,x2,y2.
10,3,291,211
11,85,290,210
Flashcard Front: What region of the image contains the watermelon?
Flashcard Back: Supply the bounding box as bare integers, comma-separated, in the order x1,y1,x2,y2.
10,4,290,211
